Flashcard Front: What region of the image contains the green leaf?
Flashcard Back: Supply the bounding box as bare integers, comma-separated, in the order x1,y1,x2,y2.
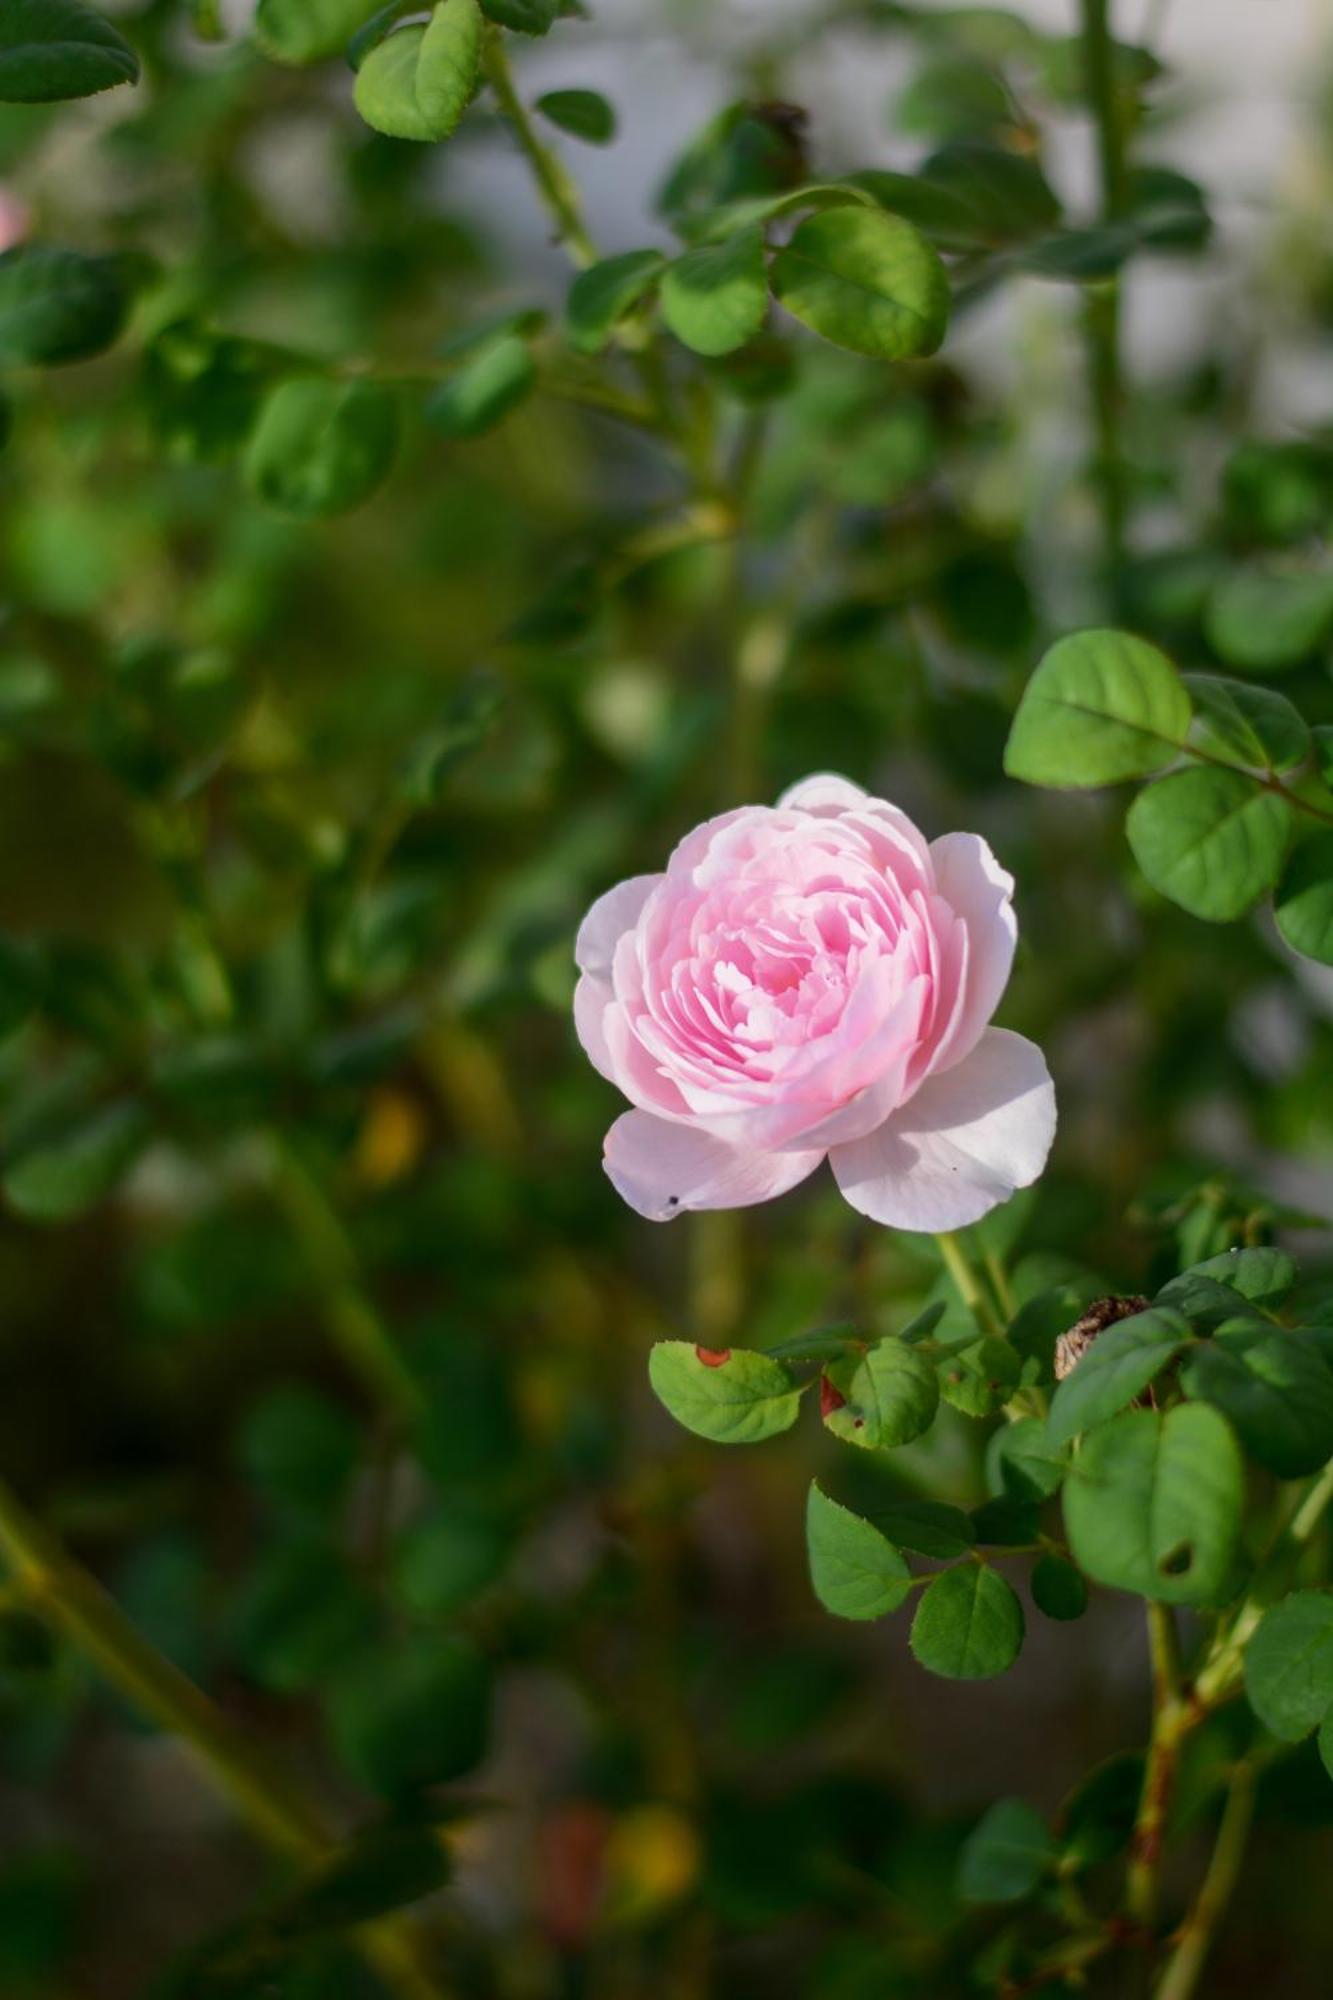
230,1541,376,1693
1126,766,1292,921
1183,1248,1296,1308
566,248,664,353
0,0,137,102
1276,834,1333,966
970,1496,1042,1547
327,1636,490,1799
660,226,768,357
1206,563,1333,673
237,1387,360,1516
1045,1306,1191,1448
921,140,1061,242
986,1417,1068,1500
1184,673,1311,774
848,168,981,247
1181,1322,1333,1478
869,1499,974,1560
957,1798,1053,1902
480,0,557,31
535,88,615,144
255,0,379,64
1245,1592,1333,1741
1022,223,1138,281
1004,628,1191,787
937,1335,1021,1417
245,377,399,517
647,1341,801,1444
822,1336,939,1450
910,1564,1024,1679
392,1508,509,1614
426,333,534,438
5,1100,147,1221
1319,1705,1333,1782
1030,1554,1088,1621
770,207,950,360
1062,1404,1243,1606
805,1482,911,1620
353,0,481,142
0,246,129,365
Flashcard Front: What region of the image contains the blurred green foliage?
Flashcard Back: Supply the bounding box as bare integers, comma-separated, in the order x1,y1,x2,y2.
0,1,1329,1997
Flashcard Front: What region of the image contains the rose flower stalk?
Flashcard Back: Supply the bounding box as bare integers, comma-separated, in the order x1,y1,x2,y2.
574,776,1055,1230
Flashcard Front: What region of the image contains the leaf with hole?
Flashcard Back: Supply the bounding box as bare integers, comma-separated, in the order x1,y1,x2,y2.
770,207,949,360
1005,628,1191,788
1126,766,1291,921
805,1482,912,1620
647,1341,801,1444
1062,1404,1243,1606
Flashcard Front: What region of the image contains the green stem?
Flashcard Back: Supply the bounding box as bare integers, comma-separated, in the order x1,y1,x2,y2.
0,1479,447,2000
935,1232,1004,1339
268,1138,426,1425
1081,0,1129,608
481,30,598,268
1152,1762,1257,2000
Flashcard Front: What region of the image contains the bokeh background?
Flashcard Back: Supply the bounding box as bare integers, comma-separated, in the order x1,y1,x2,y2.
2,0,1333,1994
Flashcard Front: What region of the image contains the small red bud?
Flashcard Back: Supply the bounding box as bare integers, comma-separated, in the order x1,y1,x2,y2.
695,1346,731,1368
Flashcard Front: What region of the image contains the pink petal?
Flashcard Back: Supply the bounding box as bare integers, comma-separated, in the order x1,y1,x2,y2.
776,773,869,813
603,1111,824,1222
928,832,1017,1073
828,1028,1055,1232
575,874,661,978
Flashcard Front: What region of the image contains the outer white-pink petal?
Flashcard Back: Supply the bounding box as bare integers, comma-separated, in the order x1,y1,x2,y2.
604,1111,824,1222
928,830,1017,1073
827,1028,1055,1232
575,874,660,978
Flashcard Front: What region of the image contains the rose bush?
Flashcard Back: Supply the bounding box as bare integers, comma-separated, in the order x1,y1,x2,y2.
574,774,1056,1230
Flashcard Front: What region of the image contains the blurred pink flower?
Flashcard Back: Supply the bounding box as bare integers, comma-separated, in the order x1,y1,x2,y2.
573,774,1055,1231
0,191,30,254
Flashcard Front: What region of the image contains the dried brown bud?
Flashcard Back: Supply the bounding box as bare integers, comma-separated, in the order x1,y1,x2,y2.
1054,1295,1152,1381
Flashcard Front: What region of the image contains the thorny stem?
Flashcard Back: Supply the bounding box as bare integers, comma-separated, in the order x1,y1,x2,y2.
1126,1605,1189,1927
481,31,598,268
1152,1761,1257,2000
0,1478,449,2000
1122,1455,1333,1954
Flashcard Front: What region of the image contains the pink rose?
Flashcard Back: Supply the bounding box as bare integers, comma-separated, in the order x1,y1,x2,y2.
573,774,1055,1231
